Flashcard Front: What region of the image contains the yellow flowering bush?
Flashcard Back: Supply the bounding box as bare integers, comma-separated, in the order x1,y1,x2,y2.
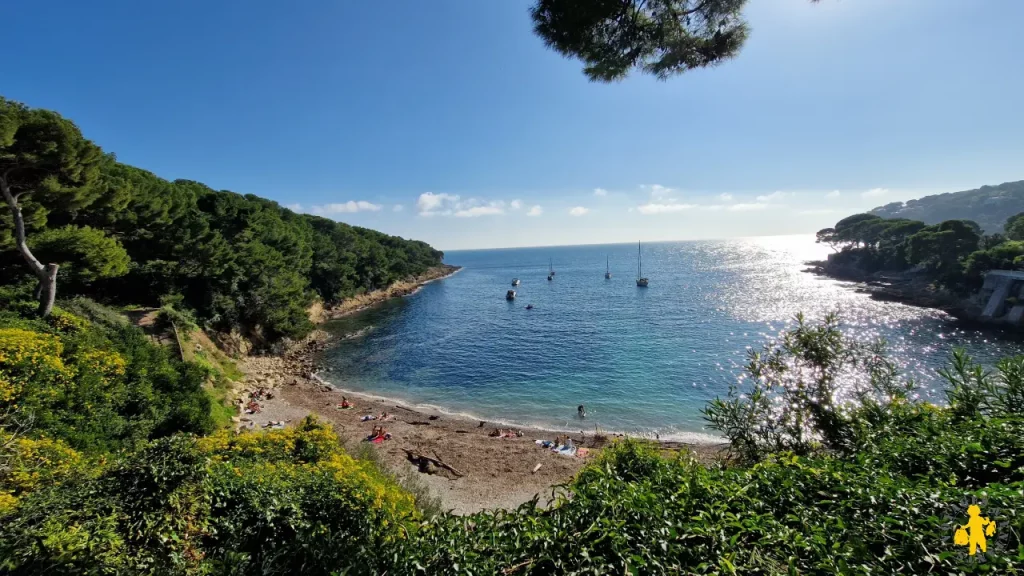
0,432,82,513
47,308,89,334
0,328,71,404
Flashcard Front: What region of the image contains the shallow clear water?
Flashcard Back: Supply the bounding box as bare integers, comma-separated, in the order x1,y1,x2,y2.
319,235,1022,441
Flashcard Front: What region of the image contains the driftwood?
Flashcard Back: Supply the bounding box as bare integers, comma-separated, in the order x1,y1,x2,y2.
403,449,464,478
431,450,465,477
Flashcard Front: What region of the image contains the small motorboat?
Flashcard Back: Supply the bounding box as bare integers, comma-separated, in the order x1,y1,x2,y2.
525,304,534,310
511,278,520,286
547,274,553,281
506,289,517,300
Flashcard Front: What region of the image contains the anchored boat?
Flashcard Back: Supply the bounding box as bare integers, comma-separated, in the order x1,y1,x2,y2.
636,241,649,287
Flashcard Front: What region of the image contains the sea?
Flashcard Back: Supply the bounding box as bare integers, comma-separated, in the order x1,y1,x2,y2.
318,235,1022,442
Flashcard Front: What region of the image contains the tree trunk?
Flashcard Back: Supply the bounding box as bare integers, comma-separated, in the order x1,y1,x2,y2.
1,174,58,317
37,264,58,317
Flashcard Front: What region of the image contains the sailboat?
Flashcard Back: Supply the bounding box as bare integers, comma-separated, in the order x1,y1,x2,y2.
511,278,520,286
547,258,554,281
636,241,649,287
604,256,612,279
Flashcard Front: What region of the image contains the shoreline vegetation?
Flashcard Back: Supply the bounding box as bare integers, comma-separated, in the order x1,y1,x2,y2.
810,211,1024,331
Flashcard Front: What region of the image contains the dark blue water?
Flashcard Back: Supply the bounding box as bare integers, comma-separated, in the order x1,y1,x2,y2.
319,236,1022,441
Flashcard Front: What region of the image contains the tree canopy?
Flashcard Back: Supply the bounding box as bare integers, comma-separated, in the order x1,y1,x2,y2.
0,96,444,344
816,211,1013,291
530,0,750,82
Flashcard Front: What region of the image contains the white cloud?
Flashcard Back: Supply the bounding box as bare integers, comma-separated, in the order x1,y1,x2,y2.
825,190,841,199
755,191,793,203
728,203,769,212
862,187,888,198
527,205,543,216
393,204,404,212
285,203,303,212
569,206,590,216
798,208,836,215
417,192,461,215
312,201,382,214
702,204,725,211
510,199,522,210
593,188,608,197
454,205,505,218
637,202,696,215
647,184,673,198
719,193,733,201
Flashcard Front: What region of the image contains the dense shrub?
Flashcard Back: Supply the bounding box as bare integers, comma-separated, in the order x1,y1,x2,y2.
0,307,213,453
0,418,417,575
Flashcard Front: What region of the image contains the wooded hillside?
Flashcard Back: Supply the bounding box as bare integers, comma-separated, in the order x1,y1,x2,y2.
871,180,1024,234
0,96,443,344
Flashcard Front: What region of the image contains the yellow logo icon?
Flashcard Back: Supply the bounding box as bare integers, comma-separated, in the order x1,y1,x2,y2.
954,504,996,556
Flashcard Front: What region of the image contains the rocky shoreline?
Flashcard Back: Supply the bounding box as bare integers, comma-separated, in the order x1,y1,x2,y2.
803,260,1024,333
322,264,461,320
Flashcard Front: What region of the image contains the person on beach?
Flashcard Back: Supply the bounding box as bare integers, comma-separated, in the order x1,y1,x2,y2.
578,405,586,419
340,397,352,409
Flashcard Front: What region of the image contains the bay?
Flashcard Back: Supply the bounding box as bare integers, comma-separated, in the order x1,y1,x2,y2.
319,235,1022,441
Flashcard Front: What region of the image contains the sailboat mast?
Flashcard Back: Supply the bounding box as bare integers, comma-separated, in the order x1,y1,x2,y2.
637,241,641,278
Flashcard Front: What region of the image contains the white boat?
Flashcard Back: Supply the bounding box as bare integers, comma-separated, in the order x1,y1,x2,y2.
636,241,649,287
511,278,520,286
604,255,612,279
506,289,517,300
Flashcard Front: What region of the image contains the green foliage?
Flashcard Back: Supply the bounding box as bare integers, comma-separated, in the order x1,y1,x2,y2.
0,418,418,575
703,313,908,460
818,210,1014,292
530,0,750,82
907,220,982,285
0,304,213,453
29,225,129,286
393,440,1023,574
1007,212,1024,241
0,96,444,345
872,180,1024,234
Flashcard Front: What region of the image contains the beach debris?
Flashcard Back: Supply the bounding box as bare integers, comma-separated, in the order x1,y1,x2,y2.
428,415,439,421
489,428,523,439
431,450,465,477
403,449,464,478
409,421,431,426
532,463,542,474
478,421,486,428
263,420,289,430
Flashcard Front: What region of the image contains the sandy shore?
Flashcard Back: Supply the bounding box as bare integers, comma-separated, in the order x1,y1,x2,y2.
239,336,727,515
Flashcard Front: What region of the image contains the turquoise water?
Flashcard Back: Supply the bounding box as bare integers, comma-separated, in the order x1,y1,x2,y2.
319,236,1023,441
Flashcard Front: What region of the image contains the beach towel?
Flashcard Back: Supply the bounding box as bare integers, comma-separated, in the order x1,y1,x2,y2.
336,404,353,410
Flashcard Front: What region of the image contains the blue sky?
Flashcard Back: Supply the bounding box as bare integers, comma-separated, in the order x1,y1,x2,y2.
6,0,1023,250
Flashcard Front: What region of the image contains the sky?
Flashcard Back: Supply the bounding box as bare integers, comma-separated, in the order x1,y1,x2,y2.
6,0,1024,251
